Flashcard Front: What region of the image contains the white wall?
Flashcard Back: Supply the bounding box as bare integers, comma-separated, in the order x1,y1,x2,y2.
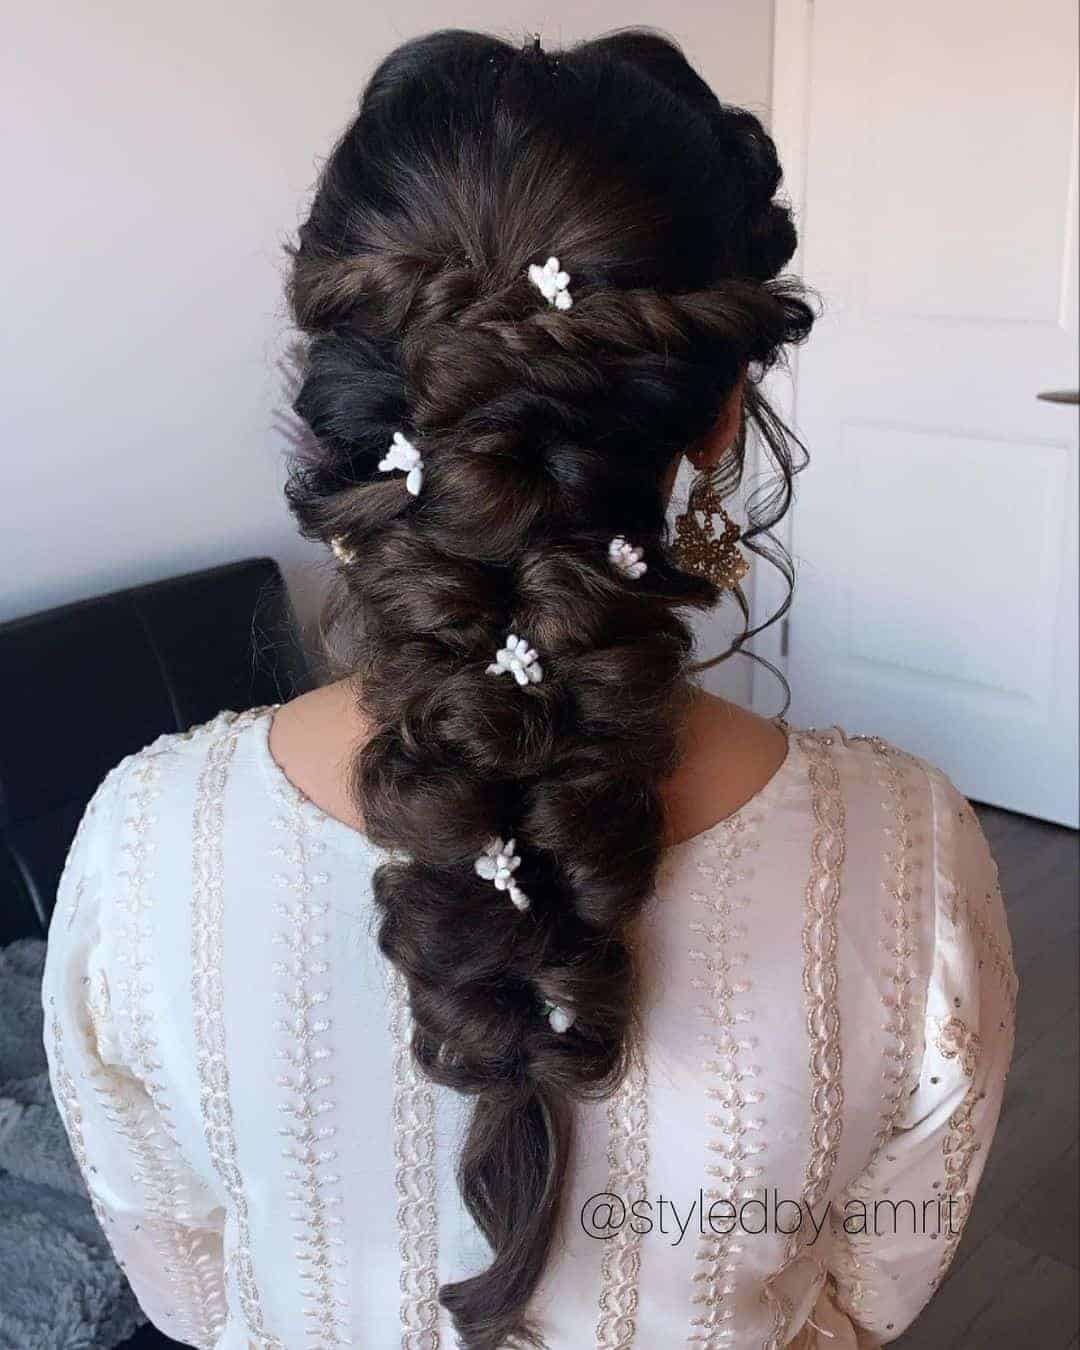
3,0,774,699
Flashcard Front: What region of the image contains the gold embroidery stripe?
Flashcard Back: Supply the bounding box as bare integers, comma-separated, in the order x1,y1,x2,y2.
795,730,846,1212
833,736,919,1322
596,1046,649,1348
52,1001,227,1348
389,970,440,1348
92,1065,228,1346
932,803,1016,1290
759,731,846,1350
935,1082,982,1283
192,716,284,1350
870,740,919,1148
112,745,226,1345
58,762,112,931
964,894,1019,1016
271,780,350,1344
49,1004,110,1235
686,818,764,1348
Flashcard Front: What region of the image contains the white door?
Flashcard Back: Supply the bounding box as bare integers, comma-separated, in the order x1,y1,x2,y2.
757,0,1080,827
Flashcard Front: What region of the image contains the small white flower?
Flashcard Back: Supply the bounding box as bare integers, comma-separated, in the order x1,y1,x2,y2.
527,255,573,311
330,537,357,565
474,836,530,911
608,536,647,580
542,1000,575,1033
378,430,423,495
486,633,543,687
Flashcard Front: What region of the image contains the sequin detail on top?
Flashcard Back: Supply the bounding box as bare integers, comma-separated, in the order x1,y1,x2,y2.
56,758,112,932
935,1079,983,1283
931,799,1015,1291
49,1002,110,1232
935,1016,981,1079
940,876,1019,1019
65,875,90,931
270,778,350,1344
595,1044,650,1348
90,1041,228,1346
191,713,284,1350
389,971,440,1348
112,740,227,1346
762,1289,793,1349
686,812,766,1348
51,997,229,1350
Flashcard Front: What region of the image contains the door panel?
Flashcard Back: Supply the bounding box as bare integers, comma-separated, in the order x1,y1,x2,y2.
766,0,1079,825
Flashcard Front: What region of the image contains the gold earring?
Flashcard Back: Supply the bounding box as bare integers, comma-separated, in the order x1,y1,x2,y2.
672,468,750,590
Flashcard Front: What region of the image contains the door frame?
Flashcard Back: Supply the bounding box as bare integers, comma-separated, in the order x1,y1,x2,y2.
749,0,815,715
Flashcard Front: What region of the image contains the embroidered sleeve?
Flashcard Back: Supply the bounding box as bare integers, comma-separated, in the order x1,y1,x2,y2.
827,765,1018,1343
42,759,229,1350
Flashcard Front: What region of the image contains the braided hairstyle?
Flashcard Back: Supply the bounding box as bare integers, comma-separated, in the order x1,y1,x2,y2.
285,28,813,1348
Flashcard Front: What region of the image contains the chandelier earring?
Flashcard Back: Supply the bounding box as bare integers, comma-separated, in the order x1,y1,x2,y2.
672,463,750,591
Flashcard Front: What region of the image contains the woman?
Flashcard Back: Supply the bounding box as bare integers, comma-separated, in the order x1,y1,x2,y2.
43,29,1016,1349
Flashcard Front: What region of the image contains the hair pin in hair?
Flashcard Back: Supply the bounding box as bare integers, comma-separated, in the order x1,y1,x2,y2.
541,1000,575,1034
378,430,423,495
527,256,572,310
474,837,530,911
330,537,357,565
487,634,543,686
608,536,647,579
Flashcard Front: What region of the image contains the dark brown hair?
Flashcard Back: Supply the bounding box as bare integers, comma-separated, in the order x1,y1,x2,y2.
285,28,812,1347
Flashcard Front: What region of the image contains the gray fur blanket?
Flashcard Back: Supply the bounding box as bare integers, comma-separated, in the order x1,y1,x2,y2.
0,938,144,1350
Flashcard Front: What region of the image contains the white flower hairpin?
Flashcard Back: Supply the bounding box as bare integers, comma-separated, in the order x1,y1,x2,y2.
330,537,357,565
487,634,543,686
527,255,573,310
608,536,647,580
541,999,575,1034
378,430,423,495
474,837,530,911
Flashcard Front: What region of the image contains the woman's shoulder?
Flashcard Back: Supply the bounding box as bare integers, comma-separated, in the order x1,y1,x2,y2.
661,694,973,852
50,708,275,914
788,718,964,801
104,706,273,810
787,720,1000,905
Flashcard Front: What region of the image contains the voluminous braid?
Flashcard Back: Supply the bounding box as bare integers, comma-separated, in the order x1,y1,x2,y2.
285,27,813,1348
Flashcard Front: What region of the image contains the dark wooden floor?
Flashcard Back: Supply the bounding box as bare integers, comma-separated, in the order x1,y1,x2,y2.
894,802,1079,1349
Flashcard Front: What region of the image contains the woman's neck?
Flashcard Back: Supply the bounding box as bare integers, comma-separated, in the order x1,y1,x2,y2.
268,678,788,850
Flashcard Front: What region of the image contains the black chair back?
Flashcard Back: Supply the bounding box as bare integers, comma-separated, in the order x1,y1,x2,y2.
0,558,312,941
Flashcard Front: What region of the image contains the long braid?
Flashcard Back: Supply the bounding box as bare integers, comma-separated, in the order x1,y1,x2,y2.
285,28,812,1348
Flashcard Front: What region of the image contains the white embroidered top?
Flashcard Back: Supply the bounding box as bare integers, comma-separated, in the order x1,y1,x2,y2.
42,706,1018,1350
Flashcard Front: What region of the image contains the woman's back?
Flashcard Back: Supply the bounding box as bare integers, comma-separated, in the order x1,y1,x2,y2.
43,703,1016,1347
42,26,1020,1347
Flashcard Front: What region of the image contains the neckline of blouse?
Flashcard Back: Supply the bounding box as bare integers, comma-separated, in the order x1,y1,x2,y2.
252,704,801,860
